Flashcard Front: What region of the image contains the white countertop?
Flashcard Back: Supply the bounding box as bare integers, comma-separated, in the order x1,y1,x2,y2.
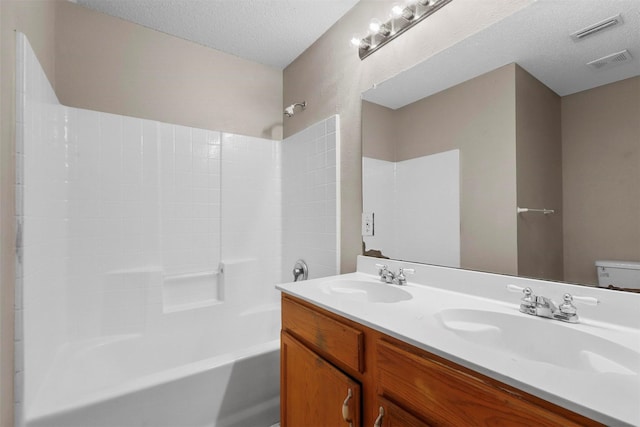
277,256,640,426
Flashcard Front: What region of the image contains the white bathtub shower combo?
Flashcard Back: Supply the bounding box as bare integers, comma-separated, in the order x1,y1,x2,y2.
15,33,340,426
28,307,281,427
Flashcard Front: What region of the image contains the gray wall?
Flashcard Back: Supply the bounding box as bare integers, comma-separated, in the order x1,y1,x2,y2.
562,76,640,285
361,101,395,162
55,1,283,140
516,65,563,281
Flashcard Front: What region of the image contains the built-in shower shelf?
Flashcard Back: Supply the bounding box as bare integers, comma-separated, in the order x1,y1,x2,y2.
162,270,222,313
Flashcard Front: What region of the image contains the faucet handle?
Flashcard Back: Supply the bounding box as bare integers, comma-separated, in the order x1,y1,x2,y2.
506,284,526,293
557,294,599,322
558,294,577,316
506,284,534,297
395,267,414,285
506,284,535,306
376,264,391,282
565,293,599,306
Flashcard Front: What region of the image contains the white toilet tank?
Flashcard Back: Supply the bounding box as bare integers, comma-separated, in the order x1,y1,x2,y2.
595,260,640,289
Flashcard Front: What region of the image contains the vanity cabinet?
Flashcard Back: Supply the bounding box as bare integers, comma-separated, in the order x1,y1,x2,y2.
281,295,603,427
281,332,361,426
280,296,363,427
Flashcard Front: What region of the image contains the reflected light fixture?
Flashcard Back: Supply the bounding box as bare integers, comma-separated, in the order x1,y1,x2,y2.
353,0,453,60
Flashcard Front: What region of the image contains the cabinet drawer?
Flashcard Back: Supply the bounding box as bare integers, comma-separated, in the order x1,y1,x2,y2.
282,296,364,373
375,396,429,427
376,339,600,427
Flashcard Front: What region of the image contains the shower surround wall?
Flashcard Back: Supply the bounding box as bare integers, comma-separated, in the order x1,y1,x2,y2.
282,116,340,280
16,33,338,426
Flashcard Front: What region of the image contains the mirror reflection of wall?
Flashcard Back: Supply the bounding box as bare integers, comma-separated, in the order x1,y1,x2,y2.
362,64,639,286
562,75,639,285
363,149,460,267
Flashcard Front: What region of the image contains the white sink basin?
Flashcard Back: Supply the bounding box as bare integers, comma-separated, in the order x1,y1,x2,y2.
320,279,412,303
437,308,640,376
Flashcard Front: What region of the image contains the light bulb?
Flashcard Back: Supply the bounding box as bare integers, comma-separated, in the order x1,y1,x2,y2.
391,3,404,16
369,19,382,34
350,34,370,50
369,18,391,37
392,0,417,20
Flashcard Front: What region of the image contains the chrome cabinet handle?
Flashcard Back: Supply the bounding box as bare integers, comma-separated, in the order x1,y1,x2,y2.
342,388,353,427
374,406,385,427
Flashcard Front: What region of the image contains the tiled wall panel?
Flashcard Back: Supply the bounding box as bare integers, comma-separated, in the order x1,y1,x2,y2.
222,134,282,307
281,116,340,280
16,33,66,418
16,34,225,418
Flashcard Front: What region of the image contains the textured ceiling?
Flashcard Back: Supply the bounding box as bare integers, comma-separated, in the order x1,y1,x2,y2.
74,0,359,69
363,0,640,108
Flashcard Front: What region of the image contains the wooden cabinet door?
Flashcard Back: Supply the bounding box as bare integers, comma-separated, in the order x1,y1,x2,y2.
281,332,361,427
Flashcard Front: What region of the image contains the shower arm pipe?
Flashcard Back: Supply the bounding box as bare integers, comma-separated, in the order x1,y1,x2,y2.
517,207,555,215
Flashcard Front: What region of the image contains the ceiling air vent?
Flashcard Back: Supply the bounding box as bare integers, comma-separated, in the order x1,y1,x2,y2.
571,14,623,41
587,50,632,70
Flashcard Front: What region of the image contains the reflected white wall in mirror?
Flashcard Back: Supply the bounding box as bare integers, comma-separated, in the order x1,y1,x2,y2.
363,150,460,267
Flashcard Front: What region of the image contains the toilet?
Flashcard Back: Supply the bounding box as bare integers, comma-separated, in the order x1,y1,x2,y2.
595,260,640,289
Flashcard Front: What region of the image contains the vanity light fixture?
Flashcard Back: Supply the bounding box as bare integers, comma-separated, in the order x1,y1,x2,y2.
353,0,453,60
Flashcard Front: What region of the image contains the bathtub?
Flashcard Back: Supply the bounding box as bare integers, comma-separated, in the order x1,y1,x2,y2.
25,305,281,427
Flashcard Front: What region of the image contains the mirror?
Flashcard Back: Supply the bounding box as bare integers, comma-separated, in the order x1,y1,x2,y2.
361,0,640,290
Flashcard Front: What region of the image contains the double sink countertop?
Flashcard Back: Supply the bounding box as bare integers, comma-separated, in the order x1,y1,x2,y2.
276,256,640,426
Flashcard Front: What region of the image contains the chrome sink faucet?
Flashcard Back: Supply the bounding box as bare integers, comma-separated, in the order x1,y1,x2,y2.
376,264,394,283
376,264,415,285
507,284,599,323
